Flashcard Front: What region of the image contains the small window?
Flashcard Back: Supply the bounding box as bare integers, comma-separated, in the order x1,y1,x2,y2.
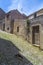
7,27,9,30
7,15,9,18
7,14,9,20
34,13,36,18
3,23,5,31
17,26,19,32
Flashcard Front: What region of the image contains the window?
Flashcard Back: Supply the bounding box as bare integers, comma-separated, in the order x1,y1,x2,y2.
34,13,37,18
17,26,19,32
10,19,14,33
3,23,5,31
7,14,9,20
7,27,9,30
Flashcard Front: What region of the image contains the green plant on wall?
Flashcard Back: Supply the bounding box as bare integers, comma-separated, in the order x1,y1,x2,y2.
26,19,30,34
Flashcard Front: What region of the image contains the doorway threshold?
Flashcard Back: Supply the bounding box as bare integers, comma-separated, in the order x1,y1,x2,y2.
33,44,40,47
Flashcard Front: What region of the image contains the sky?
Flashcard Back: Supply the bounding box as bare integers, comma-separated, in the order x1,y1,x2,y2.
0,0,43,15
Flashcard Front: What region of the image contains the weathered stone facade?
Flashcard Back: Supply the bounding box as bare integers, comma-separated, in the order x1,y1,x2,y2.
5,15,11,33
28,9,43,49
0,19,5,31
5,18,27,38
5,10,27,38
0,8,43,49
13,19,26,37
0,8,5,31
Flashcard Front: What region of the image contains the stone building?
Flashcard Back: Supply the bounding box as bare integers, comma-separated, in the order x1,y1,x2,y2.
5,10,27,38
0,8,5,31
0,8,43,49
27,8,43,49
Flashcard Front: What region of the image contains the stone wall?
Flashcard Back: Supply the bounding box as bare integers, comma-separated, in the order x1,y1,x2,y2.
27,15,43,49
30,15,43,24
5,16,11,33
37,9,43,16
5,17,27,39
40,24,43,49
13,19,27,38
0,19,5,30
28,9,43,20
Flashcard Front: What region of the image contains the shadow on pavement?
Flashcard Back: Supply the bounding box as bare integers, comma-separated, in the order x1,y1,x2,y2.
0,38,33,65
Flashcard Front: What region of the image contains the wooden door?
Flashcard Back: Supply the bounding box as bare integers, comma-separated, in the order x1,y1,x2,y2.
32,26,40,45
